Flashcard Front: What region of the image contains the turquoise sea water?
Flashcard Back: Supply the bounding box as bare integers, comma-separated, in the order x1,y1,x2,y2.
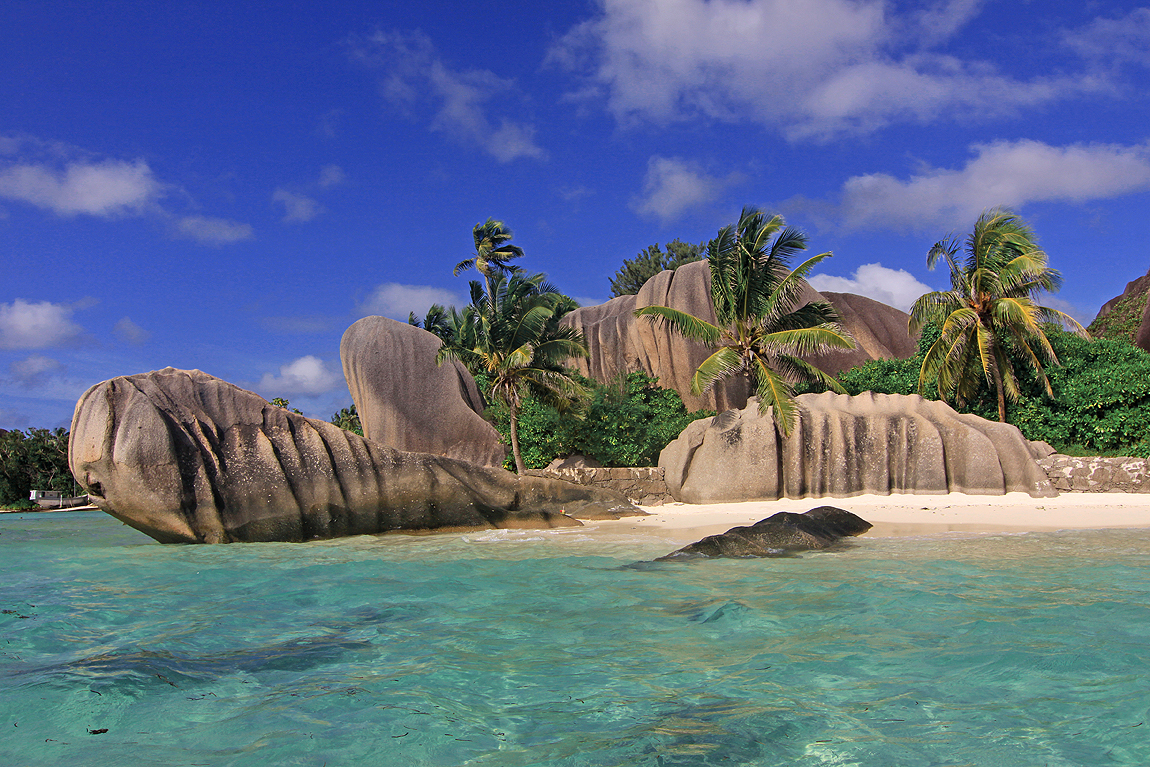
2,511,1149,766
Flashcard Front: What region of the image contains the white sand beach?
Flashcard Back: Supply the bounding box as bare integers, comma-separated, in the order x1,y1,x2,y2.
587,492,1150,544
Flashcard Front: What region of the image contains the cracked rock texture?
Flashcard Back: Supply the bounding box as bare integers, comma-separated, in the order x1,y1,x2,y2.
69,368,638,544
659,391,1057,503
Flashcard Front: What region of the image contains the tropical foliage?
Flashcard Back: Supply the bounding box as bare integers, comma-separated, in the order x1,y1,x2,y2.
634,206,854,435
330,404,363,436
909,208,1086,422
0,427,74,507
438,271,588,473
481,371,711,470
453,217,525,308
609,239,705,297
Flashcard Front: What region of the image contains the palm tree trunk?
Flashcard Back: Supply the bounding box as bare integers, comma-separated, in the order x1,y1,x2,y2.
991,363,1007,422
509,407,526,474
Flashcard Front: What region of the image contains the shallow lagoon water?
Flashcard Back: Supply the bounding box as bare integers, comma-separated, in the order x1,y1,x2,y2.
3,511,1150,766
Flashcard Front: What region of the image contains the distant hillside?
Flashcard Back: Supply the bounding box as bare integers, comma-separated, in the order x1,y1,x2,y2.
1088,269,1150,344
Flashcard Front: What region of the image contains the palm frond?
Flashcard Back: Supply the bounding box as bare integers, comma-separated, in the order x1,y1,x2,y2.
634,305,723,345
690,346,744,395
752,356,798,435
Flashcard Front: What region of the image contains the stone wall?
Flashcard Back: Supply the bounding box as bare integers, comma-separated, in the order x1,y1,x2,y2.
530,454,1150,503
525,467,670,506
1037,454,1150,493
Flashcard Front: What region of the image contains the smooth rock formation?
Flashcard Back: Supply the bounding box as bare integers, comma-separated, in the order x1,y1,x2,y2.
69,368,639,544
660,391,1058,503
561,260,916,412
341,316,506,467
660,506,872,559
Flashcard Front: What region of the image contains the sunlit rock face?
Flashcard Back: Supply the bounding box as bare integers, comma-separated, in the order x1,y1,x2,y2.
69,368,638,544
560,261,917,413
341,316,506,468
659,392,1058,504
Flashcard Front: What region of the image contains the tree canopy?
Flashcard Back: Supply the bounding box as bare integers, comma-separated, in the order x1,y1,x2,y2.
609,239,705,297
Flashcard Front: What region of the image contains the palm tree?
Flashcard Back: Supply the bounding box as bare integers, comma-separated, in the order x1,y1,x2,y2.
634,206,855,436
908,208,1086,422
437,272,588,474
453,218,525,309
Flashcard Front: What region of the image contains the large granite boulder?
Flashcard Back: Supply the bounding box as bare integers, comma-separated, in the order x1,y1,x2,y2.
341,316,505,467
660,506,872,559
68,368,638,544
660,391,1057,503
561,260,916,412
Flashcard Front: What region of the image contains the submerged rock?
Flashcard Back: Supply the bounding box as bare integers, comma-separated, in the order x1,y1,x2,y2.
660,391,1058,503
341,316,506,467
661,506,872,559
69,368,639,544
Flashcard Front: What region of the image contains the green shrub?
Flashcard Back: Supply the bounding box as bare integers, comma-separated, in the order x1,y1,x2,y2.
481,371,709,469
0,428,74,506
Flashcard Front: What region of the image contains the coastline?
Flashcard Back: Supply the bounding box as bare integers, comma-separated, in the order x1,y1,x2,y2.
586,492,1150,544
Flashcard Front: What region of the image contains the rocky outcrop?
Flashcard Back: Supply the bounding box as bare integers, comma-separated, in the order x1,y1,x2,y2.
341,316,505,467
660,392,1057,503
561,261,916,412
526,466,670,505
68,368,639,544
1038,454,1150,493
660,506,872,559
1089,268,1150,349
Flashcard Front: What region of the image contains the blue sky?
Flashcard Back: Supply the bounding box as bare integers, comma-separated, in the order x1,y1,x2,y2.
4,0,1150,430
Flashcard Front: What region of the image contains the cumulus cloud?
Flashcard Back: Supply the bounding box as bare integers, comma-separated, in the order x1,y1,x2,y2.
175,215,254,244
0,299,87,349
632,156,740,221
9,354,64,388
113,316,150,345
352,30,546,162
256,355,342,396
550,0,1103,138
0,158,162,216
808,263,935,312
838,139,1150,230
358,283,462,320
1064,8,1150,67
272,188,321,223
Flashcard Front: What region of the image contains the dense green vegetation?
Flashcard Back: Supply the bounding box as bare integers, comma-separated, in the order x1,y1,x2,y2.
330,404,363,435
807,325,1150,457
0,428,74,507
481,371,710,470
609,239,705,297
1086,282,1147,342
909,208,1084,422
636,206,853,436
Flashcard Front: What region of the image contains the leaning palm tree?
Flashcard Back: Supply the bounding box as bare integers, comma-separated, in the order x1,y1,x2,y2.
438,272,588,473
453,218,525,309
908,208,1086,422
634,206,855,436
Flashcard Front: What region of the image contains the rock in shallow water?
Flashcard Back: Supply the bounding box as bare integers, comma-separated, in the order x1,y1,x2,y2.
69,368,639,544
660,506,872,560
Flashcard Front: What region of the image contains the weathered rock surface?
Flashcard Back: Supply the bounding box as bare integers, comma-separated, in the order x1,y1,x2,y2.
561,260,916,412
1038,454,1150,493
69,368,639,544
660,506,872,559
660,391,1058,503
1090,268,1150,349
341,316,505,467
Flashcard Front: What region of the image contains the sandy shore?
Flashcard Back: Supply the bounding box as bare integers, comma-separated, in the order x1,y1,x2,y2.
587,492,1150,544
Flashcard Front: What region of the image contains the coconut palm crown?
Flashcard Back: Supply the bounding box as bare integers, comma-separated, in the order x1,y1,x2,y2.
634,206,855,436
437,271,587,474
453,218,525,308
908,207,1087,422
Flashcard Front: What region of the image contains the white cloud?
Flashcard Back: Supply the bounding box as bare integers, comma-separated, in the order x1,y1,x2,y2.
272,188,321,223
113,316,150,345
550,0,1102,138
838,139,1150,230
256,355,342,396
1064,8,1150,67
9,354,64,388
632,156,739,221
0,158,162,216
318,164,345,188
175,215,254,244
354,30,547,162
358,283,461,320
0,299,87,349
808,263,934,312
